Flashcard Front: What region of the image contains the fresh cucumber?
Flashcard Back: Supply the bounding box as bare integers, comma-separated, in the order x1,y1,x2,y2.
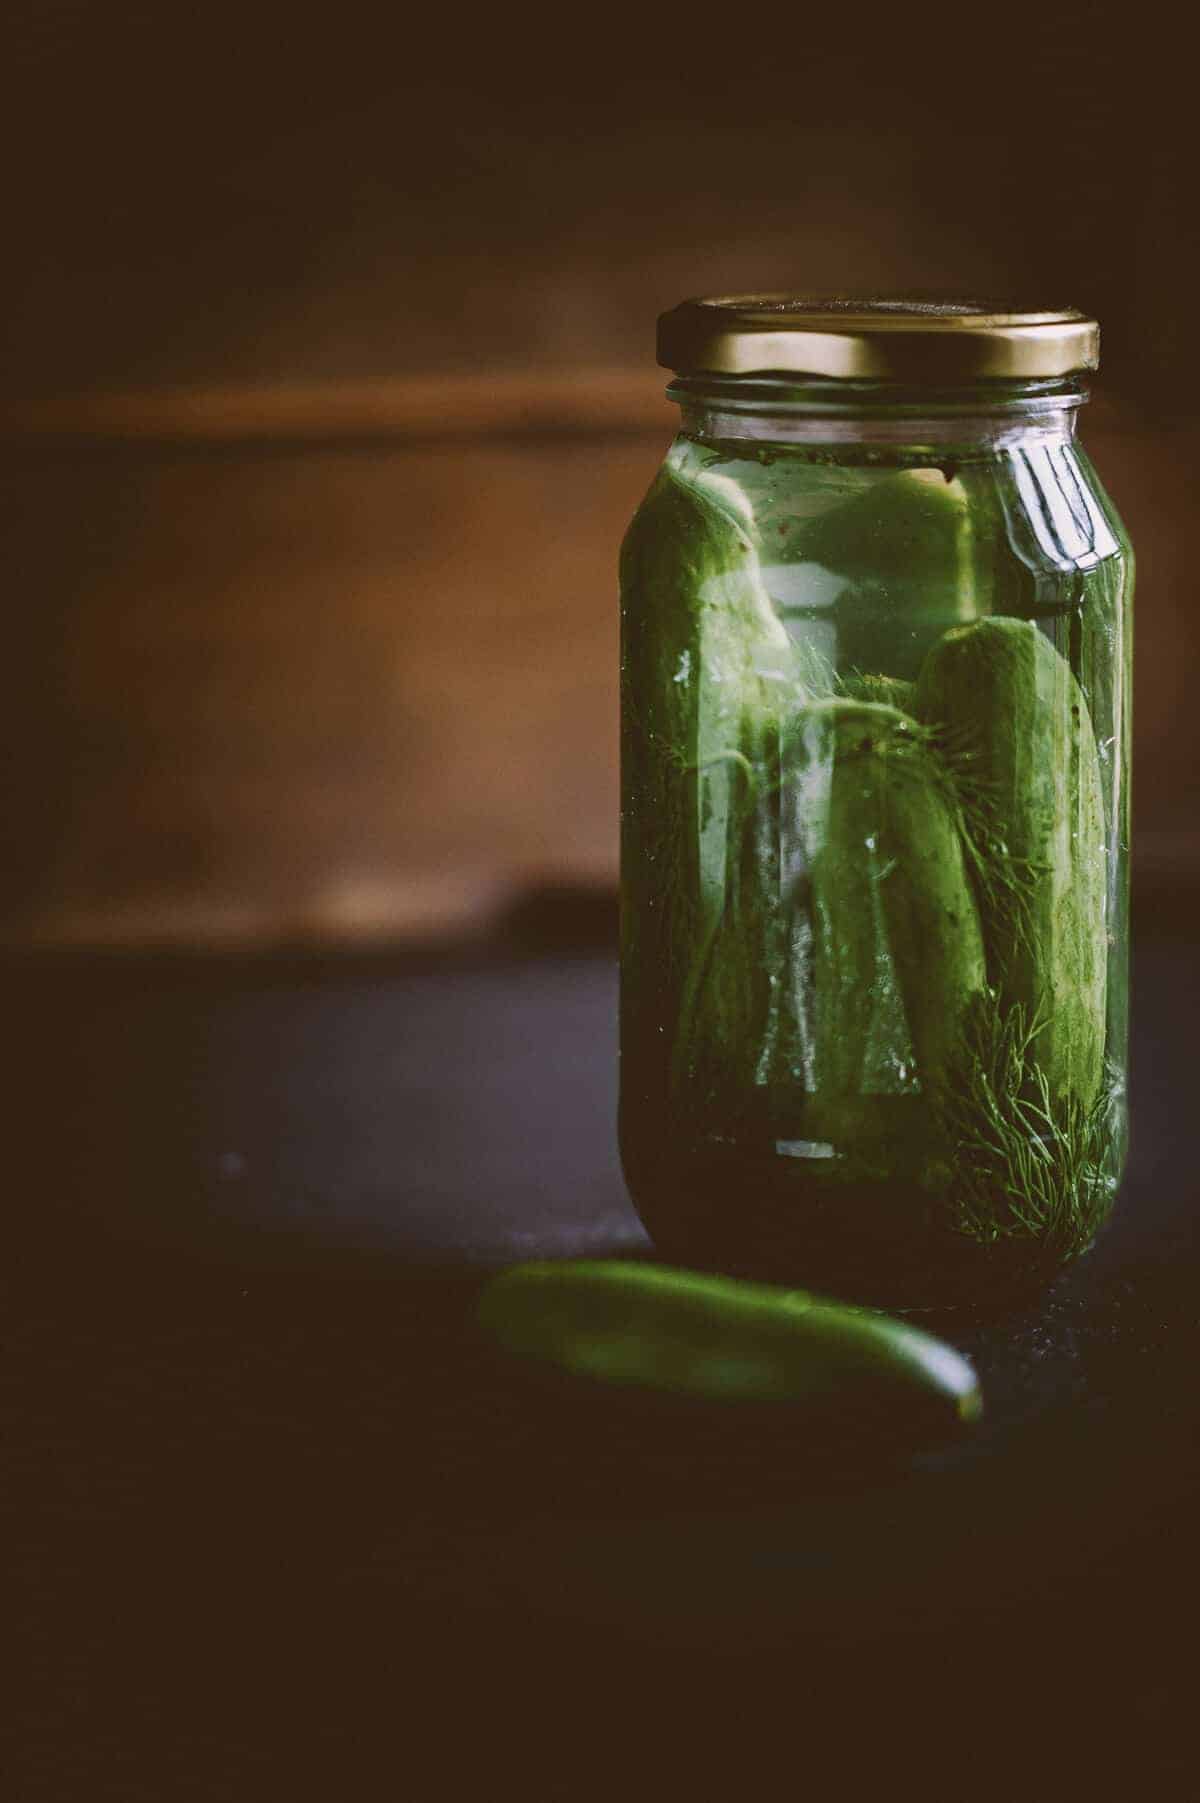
478,1259,982,1424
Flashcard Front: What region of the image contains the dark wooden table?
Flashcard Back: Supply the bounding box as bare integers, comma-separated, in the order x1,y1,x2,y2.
6,899,1198,1799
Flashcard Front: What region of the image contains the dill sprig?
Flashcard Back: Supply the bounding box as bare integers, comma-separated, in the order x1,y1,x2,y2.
933,993,1119,1259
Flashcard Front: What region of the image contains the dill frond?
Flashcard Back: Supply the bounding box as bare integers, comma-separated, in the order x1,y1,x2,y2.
933,993,1120,1259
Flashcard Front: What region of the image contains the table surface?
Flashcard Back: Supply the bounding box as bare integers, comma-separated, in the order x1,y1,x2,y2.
6,903,1199,1799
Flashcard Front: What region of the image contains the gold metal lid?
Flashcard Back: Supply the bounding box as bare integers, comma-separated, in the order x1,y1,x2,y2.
657,296,1100,381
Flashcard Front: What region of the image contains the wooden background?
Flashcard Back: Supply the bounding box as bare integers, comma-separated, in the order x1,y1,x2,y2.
2,4,1192,947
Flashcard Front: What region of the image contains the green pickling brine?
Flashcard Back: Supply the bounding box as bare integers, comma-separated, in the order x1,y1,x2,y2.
620,298,1133,1304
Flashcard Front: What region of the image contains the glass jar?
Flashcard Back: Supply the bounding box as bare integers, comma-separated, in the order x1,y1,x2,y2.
619,298,1133,1306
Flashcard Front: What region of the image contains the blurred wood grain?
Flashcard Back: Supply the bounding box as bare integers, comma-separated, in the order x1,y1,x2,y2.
1,370,670,445
2,7,1190,953
0,378,1191,950
2,387,664,947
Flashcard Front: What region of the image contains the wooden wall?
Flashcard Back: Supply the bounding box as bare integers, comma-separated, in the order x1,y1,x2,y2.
2,386,1192,947
2,5,1192,946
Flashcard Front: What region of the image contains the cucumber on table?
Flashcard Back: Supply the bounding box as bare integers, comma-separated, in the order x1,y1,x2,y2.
478,1259,982,1426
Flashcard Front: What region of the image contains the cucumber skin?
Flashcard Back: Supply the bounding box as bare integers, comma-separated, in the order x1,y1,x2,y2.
619,465,793,1144
914,617,1107,1107
790,469,987,680
478,1260,982,1421
838,672,916,712
669,732,791,1133
793,700,988,1122
673,699,988,1145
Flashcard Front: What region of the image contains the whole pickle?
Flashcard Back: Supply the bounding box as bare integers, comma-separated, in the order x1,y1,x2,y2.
790,700,988,1142
914,616,1107,1108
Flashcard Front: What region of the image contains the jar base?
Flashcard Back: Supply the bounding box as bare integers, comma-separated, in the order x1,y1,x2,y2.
625,1148,1097,1313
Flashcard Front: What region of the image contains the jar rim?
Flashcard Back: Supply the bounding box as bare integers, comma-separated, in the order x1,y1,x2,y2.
657,296,1099,382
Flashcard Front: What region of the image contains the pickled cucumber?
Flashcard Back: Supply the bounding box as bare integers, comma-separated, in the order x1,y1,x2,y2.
790,468,989,679
838,671,916,711
619,464,797,1134
671,697,988,1153
789,700,988,1140
914,616,1107,1107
